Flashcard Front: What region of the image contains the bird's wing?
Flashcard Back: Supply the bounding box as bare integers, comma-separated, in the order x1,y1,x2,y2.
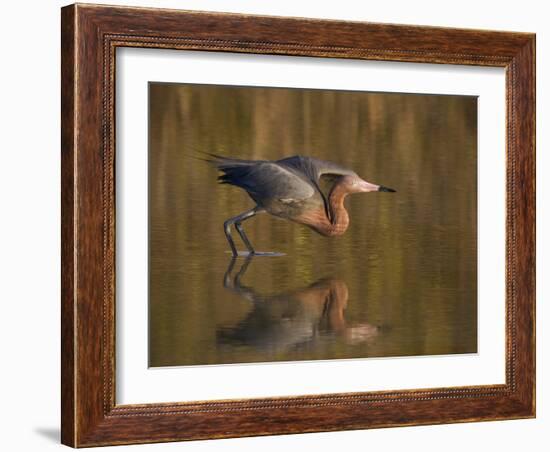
276,156,356,222
244,162,315,201
214,158,315,203
276,156,356,182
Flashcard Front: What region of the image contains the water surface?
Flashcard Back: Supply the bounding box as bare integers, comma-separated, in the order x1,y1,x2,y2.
148,83,477,367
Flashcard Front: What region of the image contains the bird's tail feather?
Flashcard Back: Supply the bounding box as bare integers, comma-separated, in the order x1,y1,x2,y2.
202,152,258,169
200,152,261,187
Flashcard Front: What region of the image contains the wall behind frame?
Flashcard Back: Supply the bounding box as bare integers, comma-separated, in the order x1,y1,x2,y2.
0,1,545,451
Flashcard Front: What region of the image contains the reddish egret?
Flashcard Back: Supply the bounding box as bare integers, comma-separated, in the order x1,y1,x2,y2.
208,154,395,256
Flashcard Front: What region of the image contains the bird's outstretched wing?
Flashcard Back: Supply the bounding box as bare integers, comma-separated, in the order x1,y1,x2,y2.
206,153,315,203
277,156,356,182
276,156,357,223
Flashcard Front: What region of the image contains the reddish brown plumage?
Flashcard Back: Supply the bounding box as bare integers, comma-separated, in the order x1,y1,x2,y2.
293,182,351,237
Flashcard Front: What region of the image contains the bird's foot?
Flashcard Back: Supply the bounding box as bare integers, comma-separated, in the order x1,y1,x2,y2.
226,251,285,257
251,251,286,257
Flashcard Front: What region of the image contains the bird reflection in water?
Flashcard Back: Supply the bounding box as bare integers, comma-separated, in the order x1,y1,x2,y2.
217,256,381,356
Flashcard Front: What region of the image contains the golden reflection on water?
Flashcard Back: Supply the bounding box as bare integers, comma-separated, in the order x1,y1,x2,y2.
148,82,477,367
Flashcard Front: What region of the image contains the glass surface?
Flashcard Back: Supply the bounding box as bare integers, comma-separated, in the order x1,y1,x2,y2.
148,82,477,367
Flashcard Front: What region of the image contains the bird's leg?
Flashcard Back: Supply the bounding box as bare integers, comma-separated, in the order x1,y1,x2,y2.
235,223,254,254
235,208,265,254
223,219,238,257
223,207,261,256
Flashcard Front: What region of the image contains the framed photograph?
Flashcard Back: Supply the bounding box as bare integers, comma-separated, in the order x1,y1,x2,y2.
61,3,535,447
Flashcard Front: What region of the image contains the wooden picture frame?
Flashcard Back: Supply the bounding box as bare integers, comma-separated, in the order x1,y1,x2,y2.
61,3,535,447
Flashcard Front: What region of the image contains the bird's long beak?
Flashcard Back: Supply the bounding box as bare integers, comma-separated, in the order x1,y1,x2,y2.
359,180,396,193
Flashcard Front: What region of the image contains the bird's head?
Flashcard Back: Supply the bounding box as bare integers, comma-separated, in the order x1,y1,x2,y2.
339,175,396,194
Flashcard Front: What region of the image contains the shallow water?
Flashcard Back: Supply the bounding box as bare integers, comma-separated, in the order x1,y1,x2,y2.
148,83,477,367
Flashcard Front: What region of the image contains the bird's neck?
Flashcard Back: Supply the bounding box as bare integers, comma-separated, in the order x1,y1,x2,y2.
325,184,350,236
293,182,351,237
